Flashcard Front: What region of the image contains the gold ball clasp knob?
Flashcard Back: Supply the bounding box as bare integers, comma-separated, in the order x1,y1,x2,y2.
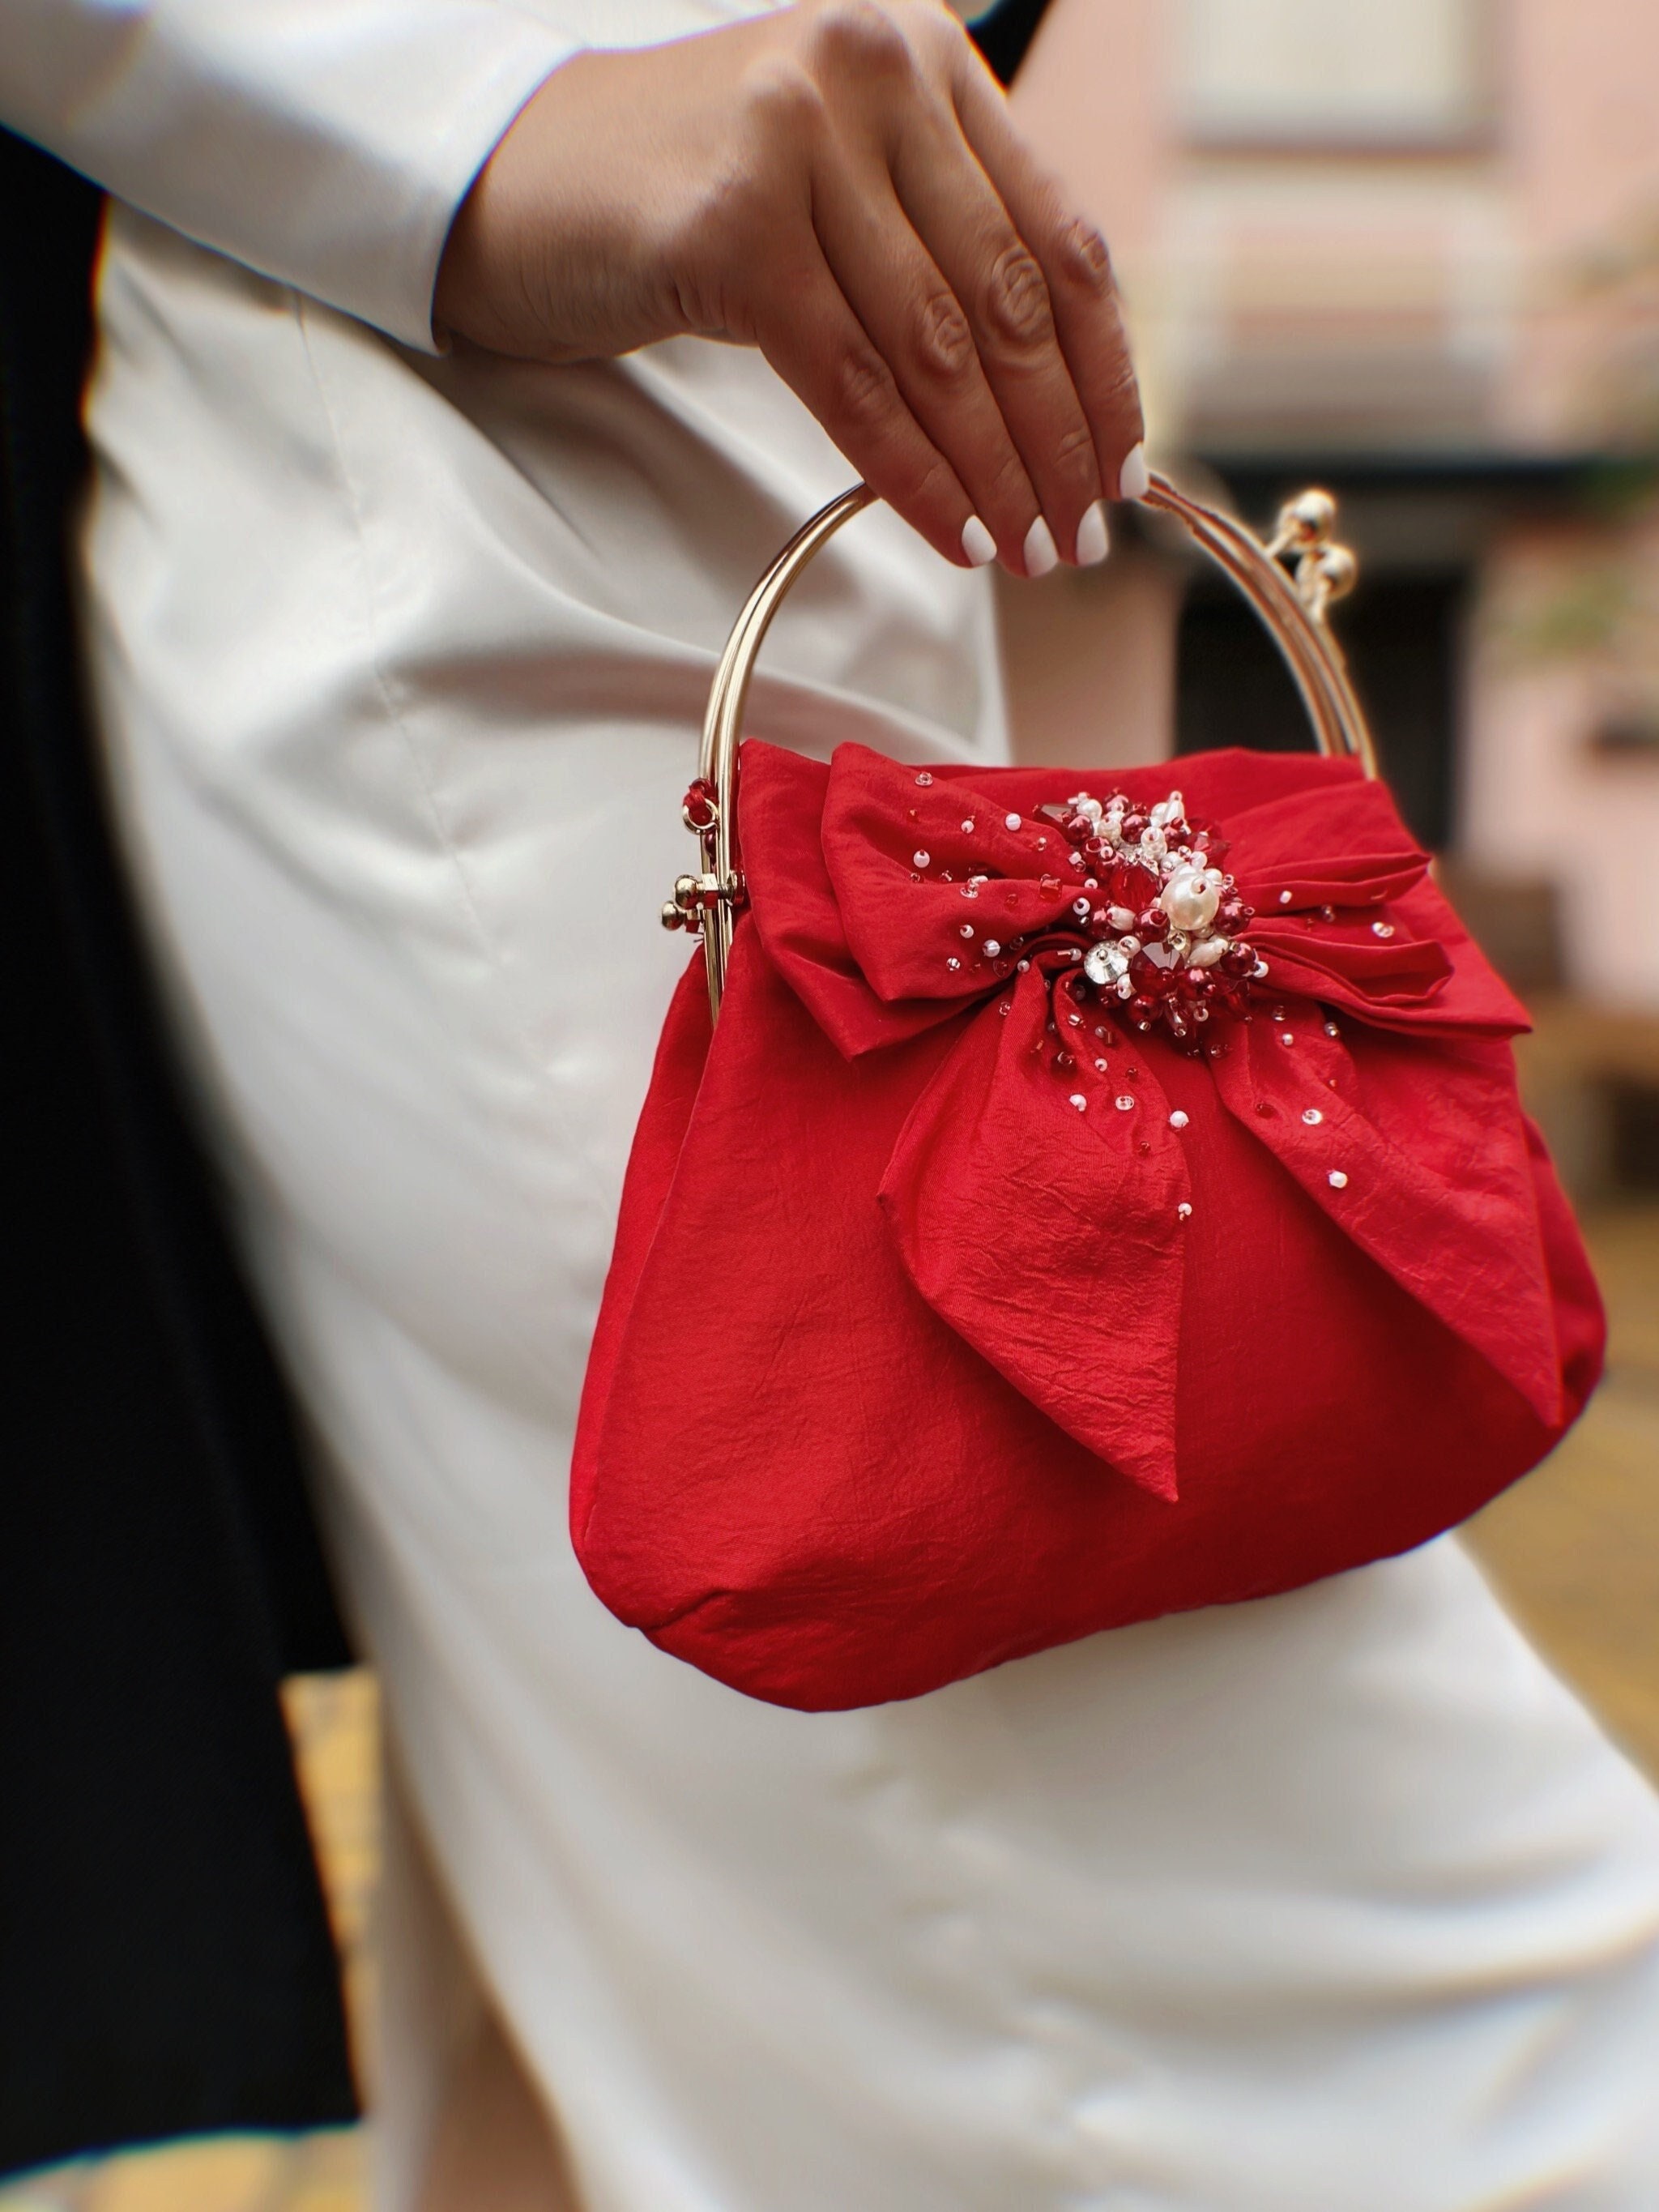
1276,489,1338,549
1310,544,1357,606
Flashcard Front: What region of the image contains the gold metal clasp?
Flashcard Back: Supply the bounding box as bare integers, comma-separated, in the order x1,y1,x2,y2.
659,869,744,935
1265,488,1358,623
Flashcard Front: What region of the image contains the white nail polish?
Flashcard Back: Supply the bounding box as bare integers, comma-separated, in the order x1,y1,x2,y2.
961,515,997,567
1023,515,1059,579
1119,442,1150,502
1075,499,1110,566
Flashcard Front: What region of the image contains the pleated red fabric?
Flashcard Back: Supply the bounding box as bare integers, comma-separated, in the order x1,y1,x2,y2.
573,743,1603,1710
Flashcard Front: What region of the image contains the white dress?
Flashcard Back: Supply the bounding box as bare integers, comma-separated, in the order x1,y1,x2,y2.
14,2,1659,2202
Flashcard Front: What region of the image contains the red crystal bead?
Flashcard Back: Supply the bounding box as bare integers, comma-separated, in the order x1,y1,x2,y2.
1108,860,1158,909
1121,812,1148,841
1135,904,1168,941
1038,873,1064,898
1127,994,1159,1027
1128,950,1174,995
1219,941,1257,979
1053,1048,1077,1074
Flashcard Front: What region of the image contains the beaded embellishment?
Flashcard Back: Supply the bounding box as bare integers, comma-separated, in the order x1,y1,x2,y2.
1037,789,1265,1044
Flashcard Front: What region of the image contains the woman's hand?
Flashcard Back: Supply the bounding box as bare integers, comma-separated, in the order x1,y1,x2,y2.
434,0,1145,576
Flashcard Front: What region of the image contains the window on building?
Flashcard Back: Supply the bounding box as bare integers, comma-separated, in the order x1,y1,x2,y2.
1181,0,1492,149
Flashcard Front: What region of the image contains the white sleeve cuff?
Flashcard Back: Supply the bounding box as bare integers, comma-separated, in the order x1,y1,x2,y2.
2,1,584,351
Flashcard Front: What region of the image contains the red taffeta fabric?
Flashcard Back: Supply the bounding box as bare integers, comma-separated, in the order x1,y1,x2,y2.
574,743,1604,1711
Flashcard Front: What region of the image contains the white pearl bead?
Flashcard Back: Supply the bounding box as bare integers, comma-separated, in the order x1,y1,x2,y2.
1328,1169,1349,1189
1169,1110,1189,1129
1004,813,1022,831
1161,871,1221,933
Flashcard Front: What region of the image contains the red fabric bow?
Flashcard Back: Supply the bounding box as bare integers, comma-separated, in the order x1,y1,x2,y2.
740,741,1557,1505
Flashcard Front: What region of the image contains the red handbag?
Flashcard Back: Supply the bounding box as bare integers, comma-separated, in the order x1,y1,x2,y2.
573,477,1603,1712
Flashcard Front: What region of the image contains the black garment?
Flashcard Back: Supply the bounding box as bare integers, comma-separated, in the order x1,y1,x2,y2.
972,0,1057,86
0,133,356,2178
0,0,1047,2171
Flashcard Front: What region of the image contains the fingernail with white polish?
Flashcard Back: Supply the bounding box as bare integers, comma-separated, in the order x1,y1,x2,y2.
962,515,997,567
1119,442,1150,502
1023,515,1059,579
1075,498,1110,566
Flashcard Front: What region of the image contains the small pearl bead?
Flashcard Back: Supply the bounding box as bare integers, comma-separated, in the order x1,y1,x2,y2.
1303,1108,1324,1125
1094,1058,1108,1072
946,956,960,971
915,771,933,785
1169,1110,1189,1129
1280,1032,1295,1047
1328,1169,1349,1189
1371,920,1396,938
913,850,930,868
1324,1020,1340,1037
983,939,1001,957
1115,1094,1136,1112
1177,1202,1193,1220
959,924,975,939
1004,812,1022,831
962,819,976,834
1017,959,1030,973
1069,1094,1087,1112
1279,890,1293,905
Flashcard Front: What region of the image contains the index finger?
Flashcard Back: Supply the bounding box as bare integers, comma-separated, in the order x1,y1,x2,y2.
950,48,1145,503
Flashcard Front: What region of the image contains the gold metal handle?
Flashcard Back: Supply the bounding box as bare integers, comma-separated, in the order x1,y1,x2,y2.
667,472,1376,1020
